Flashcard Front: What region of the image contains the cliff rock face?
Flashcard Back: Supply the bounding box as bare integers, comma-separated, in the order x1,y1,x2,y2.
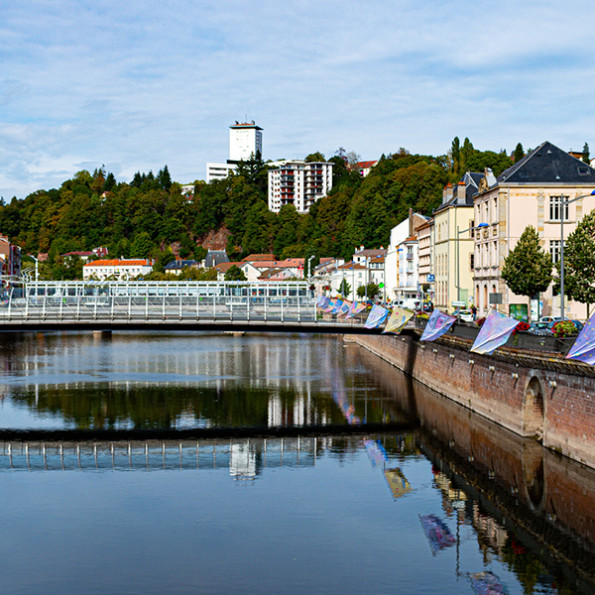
200,227,230,251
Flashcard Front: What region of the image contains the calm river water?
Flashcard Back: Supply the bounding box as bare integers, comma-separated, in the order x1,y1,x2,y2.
0,331,593,594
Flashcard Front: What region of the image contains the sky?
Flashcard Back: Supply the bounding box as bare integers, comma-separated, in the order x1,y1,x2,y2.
2,0,595,200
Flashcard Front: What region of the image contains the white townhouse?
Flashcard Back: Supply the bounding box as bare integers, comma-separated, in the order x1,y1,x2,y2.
83,259,153,281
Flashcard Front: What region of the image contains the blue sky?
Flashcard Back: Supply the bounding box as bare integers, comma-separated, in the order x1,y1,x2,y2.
2,0,595,199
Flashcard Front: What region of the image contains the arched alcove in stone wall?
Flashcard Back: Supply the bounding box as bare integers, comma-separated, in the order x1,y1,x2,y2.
524,376,545,440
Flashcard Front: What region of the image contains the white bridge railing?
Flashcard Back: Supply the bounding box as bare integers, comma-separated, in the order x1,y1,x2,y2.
0,280,318,323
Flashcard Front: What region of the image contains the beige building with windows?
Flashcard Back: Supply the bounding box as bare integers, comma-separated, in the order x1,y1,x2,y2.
433,172,484,312
473,141,595,320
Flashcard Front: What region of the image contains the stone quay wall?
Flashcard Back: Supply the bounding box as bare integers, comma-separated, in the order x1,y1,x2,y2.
350,331,595,469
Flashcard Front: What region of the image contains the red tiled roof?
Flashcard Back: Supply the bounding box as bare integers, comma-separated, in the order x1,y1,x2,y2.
84,259,151,267
241,253,276,262
214,262,242,272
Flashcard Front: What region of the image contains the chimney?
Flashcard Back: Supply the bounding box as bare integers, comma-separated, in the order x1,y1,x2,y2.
409,208,413,236
442,182,453,204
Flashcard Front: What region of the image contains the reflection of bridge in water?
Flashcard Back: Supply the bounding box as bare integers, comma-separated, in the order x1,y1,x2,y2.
0,437,322,477
0,281,373,334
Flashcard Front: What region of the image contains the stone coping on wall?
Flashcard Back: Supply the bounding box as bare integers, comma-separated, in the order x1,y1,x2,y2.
409,322,595,377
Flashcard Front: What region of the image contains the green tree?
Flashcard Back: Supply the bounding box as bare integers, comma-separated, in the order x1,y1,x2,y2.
338,278,351,297
502,226,552,319
130,231,154,258
356,282,379,300
558,210,595,316
305,152,326,162
583,142,590,164
513,142,525,163
224,265,246,281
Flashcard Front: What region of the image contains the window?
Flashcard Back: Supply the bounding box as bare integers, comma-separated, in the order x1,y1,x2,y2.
550,240,563,264
469,253,474,271
549,195,569,221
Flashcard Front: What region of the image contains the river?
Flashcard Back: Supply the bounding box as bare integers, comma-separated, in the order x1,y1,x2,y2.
0,331,592,594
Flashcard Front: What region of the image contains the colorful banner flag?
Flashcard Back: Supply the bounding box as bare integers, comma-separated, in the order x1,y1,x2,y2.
331,299,343,315
364,304,389,329
470,309,518,355
420,309,456,341
345,301,366,319
338,301,351,317
419,514,456,555
364,439,387,467
317,296,330,310
324,299,336,313
383,307,414,334
566,312,595,365
468,571,509,595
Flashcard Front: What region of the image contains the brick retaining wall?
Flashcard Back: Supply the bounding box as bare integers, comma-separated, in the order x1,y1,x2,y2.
351,331,595,469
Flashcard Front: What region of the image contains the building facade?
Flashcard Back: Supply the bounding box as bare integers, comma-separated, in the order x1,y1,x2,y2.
433,172,484,312
473,141,595,319
268,161,333,213
207,121,263,183
0,235,21,280
229,121,262,162
83,259,153,281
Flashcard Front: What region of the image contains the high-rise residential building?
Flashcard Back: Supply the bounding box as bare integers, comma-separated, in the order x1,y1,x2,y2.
206,121,263,183
228,121,263,163
268,160,333,214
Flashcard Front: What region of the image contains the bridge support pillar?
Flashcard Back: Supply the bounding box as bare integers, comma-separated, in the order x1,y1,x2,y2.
93,330,112,341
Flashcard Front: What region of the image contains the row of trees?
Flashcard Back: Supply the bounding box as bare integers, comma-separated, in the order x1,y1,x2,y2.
502,215,595,317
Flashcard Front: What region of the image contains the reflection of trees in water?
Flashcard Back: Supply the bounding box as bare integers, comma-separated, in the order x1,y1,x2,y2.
11,385,401,430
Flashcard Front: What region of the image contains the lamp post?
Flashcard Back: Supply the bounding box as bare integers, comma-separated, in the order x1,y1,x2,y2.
29,254,39,282
307,254,315,281
457,222,488,306
560,189,595,320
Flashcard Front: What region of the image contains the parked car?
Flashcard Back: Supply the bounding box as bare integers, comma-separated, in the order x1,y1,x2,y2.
458,309,474,323
539,316,561,324
528,321,552,335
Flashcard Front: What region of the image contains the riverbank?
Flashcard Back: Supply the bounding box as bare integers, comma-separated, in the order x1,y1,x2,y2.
348,330,595,470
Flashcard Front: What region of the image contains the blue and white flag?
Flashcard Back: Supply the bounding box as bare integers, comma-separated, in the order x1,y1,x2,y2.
566,313,595,365
338,301,351,317
331,299,343,315
364,304,389,329
420,309,456,341
470,309,518,355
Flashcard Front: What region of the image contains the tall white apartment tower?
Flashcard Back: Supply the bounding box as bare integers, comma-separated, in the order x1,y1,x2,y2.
229,121,263,162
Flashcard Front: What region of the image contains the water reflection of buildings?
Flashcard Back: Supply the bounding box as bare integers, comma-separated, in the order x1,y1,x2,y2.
0,333,344,429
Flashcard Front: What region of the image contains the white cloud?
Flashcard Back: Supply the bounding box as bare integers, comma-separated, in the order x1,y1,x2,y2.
2,0,595,198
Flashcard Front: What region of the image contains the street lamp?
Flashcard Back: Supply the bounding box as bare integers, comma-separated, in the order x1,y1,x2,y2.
307,254,315,281
28,254,39,282
457,222,488,305
560,189,595,320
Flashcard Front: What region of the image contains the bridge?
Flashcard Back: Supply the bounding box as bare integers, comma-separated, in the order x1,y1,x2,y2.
0,280,379,334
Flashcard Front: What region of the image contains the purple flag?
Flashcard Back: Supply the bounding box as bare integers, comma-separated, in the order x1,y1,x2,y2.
566,312,595,365
470,309,518,355
420,309,456,341
317,296,330,310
